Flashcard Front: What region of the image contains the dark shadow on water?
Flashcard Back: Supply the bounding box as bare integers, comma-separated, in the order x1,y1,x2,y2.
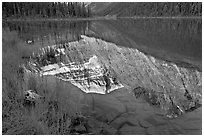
4,20,91,47
4,18,202,71
85,18,202,71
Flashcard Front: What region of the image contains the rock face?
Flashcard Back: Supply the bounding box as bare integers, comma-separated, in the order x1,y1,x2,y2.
25,43,123,94
24,35,202,117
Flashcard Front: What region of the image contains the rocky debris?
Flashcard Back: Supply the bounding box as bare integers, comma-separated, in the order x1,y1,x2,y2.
23,90,41,108
133,87,161,106
24,90,41,101
69,115,89,134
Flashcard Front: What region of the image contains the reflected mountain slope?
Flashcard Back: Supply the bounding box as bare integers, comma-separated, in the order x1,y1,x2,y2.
25,35,201,117
86,19,202,71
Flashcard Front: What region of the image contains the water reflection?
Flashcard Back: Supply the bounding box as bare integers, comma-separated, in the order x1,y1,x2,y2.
86,18,202,71
5,19,201,71
26,42,124,94
5,21,90,47
25,35,201,117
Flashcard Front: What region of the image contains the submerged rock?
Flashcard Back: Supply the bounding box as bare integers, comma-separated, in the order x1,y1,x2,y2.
23,90,41,109
24,90,41,101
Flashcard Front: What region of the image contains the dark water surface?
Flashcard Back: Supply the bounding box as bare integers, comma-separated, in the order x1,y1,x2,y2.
5,18,202,71
4,18,202,135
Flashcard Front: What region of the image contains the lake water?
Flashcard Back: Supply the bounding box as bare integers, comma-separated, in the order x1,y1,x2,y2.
4,18,202,135
5,18,202,71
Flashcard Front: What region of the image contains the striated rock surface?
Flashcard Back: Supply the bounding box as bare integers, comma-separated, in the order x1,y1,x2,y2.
25,43,123,94
24,35,202,117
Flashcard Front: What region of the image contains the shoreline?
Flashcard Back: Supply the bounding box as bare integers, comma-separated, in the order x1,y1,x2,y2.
3,17,103,22
119,16,202,19
4,16,201,22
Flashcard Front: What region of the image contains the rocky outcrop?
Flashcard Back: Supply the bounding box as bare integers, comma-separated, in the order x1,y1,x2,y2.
24,35,201,117
25,44,123,94
24,90,41,101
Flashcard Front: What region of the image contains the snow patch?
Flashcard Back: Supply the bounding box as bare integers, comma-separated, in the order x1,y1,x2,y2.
30,54,124,94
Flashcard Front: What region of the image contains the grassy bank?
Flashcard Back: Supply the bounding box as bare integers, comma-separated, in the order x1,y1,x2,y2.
2,29,91,135
2,28,37,134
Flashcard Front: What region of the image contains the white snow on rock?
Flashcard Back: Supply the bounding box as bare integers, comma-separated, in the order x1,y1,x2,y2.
32,54,124,94
41,55,101,76
84,55,101,69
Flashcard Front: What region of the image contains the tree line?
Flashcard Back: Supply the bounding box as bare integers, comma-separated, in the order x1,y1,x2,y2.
97,2,202,17
2,2,92,18
132,2,202,17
